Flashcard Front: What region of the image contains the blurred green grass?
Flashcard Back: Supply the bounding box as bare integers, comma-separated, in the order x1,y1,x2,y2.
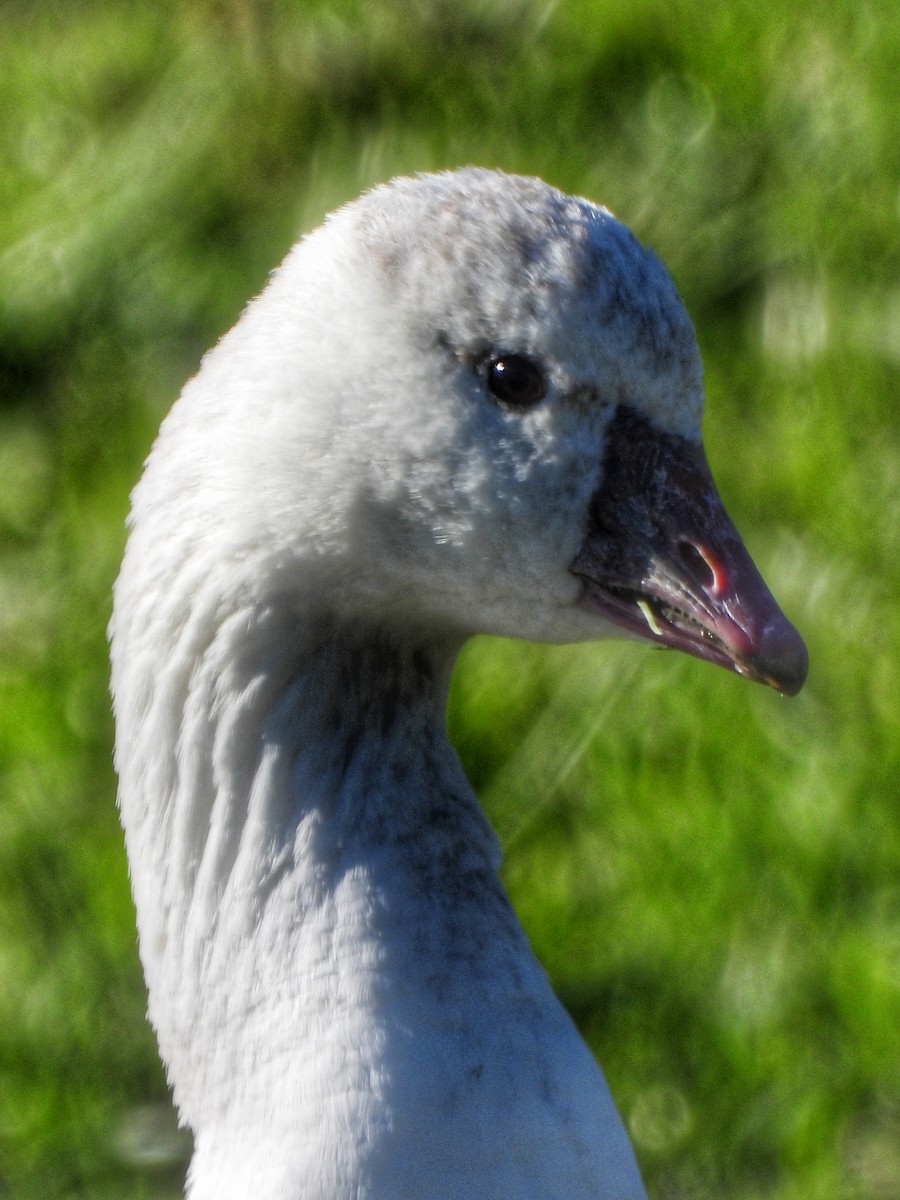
1,0,898,1197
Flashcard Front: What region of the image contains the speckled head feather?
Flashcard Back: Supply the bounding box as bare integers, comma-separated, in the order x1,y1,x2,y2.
337,169,703,434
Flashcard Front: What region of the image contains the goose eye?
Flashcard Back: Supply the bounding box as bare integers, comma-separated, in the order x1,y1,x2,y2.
486,355,546,409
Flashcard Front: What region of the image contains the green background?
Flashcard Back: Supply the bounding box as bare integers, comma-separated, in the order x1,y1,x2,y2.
1,1,898,1196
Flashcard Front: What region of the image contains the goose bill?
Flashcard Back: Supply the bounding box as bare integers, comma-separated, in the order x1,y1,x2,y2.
569,407,808,696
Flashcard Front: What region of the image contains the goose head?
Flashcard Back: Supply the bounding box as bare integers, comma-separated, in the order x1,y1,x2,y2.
130,168,805,690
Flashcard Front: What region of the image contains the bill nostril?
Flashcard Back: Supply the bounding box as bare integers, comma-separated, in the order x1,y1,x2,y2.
678,540,719,594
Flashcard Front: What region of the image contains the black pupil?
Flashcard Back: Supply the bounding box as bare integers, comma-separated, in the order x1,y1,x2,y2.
487,356,544,407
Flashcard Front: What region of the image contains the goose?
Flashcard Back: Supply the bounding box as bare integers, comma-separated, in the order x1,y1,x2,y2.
110,167,808,1200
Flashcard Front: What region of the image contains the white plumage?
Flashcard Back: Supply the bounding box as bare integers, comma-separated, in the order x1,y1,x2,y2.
111,168,806,1199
